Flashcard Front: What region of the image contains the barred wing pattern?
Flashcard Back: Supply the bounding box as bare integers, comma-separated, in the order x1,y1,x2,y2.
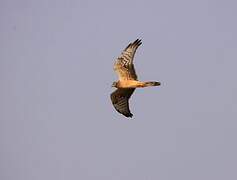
114,39,142,81
110,88,135,118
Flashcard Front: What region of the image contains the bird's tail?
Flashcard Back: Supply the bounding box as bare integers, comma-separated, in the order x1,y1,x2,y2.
144,81,161,87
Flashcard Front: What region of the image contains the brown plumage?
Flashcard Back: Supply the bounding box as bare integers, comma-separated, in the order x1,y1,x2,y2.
110,39,160,118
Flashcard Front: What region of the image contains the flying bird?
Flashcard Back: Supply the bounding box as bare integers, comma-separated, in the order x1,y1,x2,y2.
110,39,161,118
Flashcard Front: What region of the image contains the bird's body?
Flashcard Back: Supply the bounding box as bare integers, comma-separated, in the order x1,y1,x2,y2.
117,80,145,88
115,80,160,89
110,39,160,118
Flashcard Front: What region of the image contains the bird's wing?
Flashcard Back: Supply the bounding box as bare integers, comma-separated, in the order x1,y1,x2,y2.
110,88,135,118
114,39,142,81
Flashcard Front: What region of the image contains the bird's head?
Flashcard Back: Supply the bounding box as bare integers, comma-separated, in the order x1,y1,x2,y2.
111,81,118,88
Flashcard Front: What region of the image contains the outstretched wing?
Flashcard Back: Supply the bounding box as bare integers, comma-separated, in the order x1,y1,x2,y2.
114,39,142,81
110,88,135,118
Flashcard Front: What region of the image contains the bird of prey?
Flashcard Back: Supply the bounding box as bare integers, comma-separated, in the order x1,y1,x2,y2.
110,39,161,118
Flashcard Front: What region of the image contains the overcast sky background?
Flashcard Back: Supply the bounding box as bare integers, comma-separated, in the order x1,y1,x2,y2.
1,0,237,180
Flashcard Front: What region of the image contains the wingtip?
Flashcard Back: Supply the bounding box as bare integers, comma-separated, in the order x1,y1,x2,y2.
131,39,142,48
124,112,133,118
124,39,142,50
134,38,142,43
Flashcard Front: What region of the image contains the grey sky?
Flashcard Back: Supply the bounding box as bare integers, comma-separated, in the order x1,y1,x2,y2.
1,0,237,179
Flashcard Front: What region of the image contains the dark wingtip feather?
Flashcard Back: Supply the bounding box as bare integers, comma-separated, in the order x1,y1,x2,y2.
124,39,142,50
124,112,133,118
133,39,142,45
133,39,142,47
118,109,133,118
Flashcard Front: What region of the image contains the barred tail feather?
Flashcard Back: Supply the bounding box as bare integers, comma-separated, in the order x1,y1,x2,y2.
144,81,161,87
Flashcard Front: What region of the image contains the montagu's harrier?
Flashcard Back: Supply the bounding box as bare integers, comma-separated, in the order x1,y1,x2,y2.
110,39,161,118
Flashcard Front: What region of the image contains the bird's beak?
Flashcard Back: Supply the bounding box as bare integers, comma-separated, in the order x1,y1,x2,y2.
111,83,116,87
